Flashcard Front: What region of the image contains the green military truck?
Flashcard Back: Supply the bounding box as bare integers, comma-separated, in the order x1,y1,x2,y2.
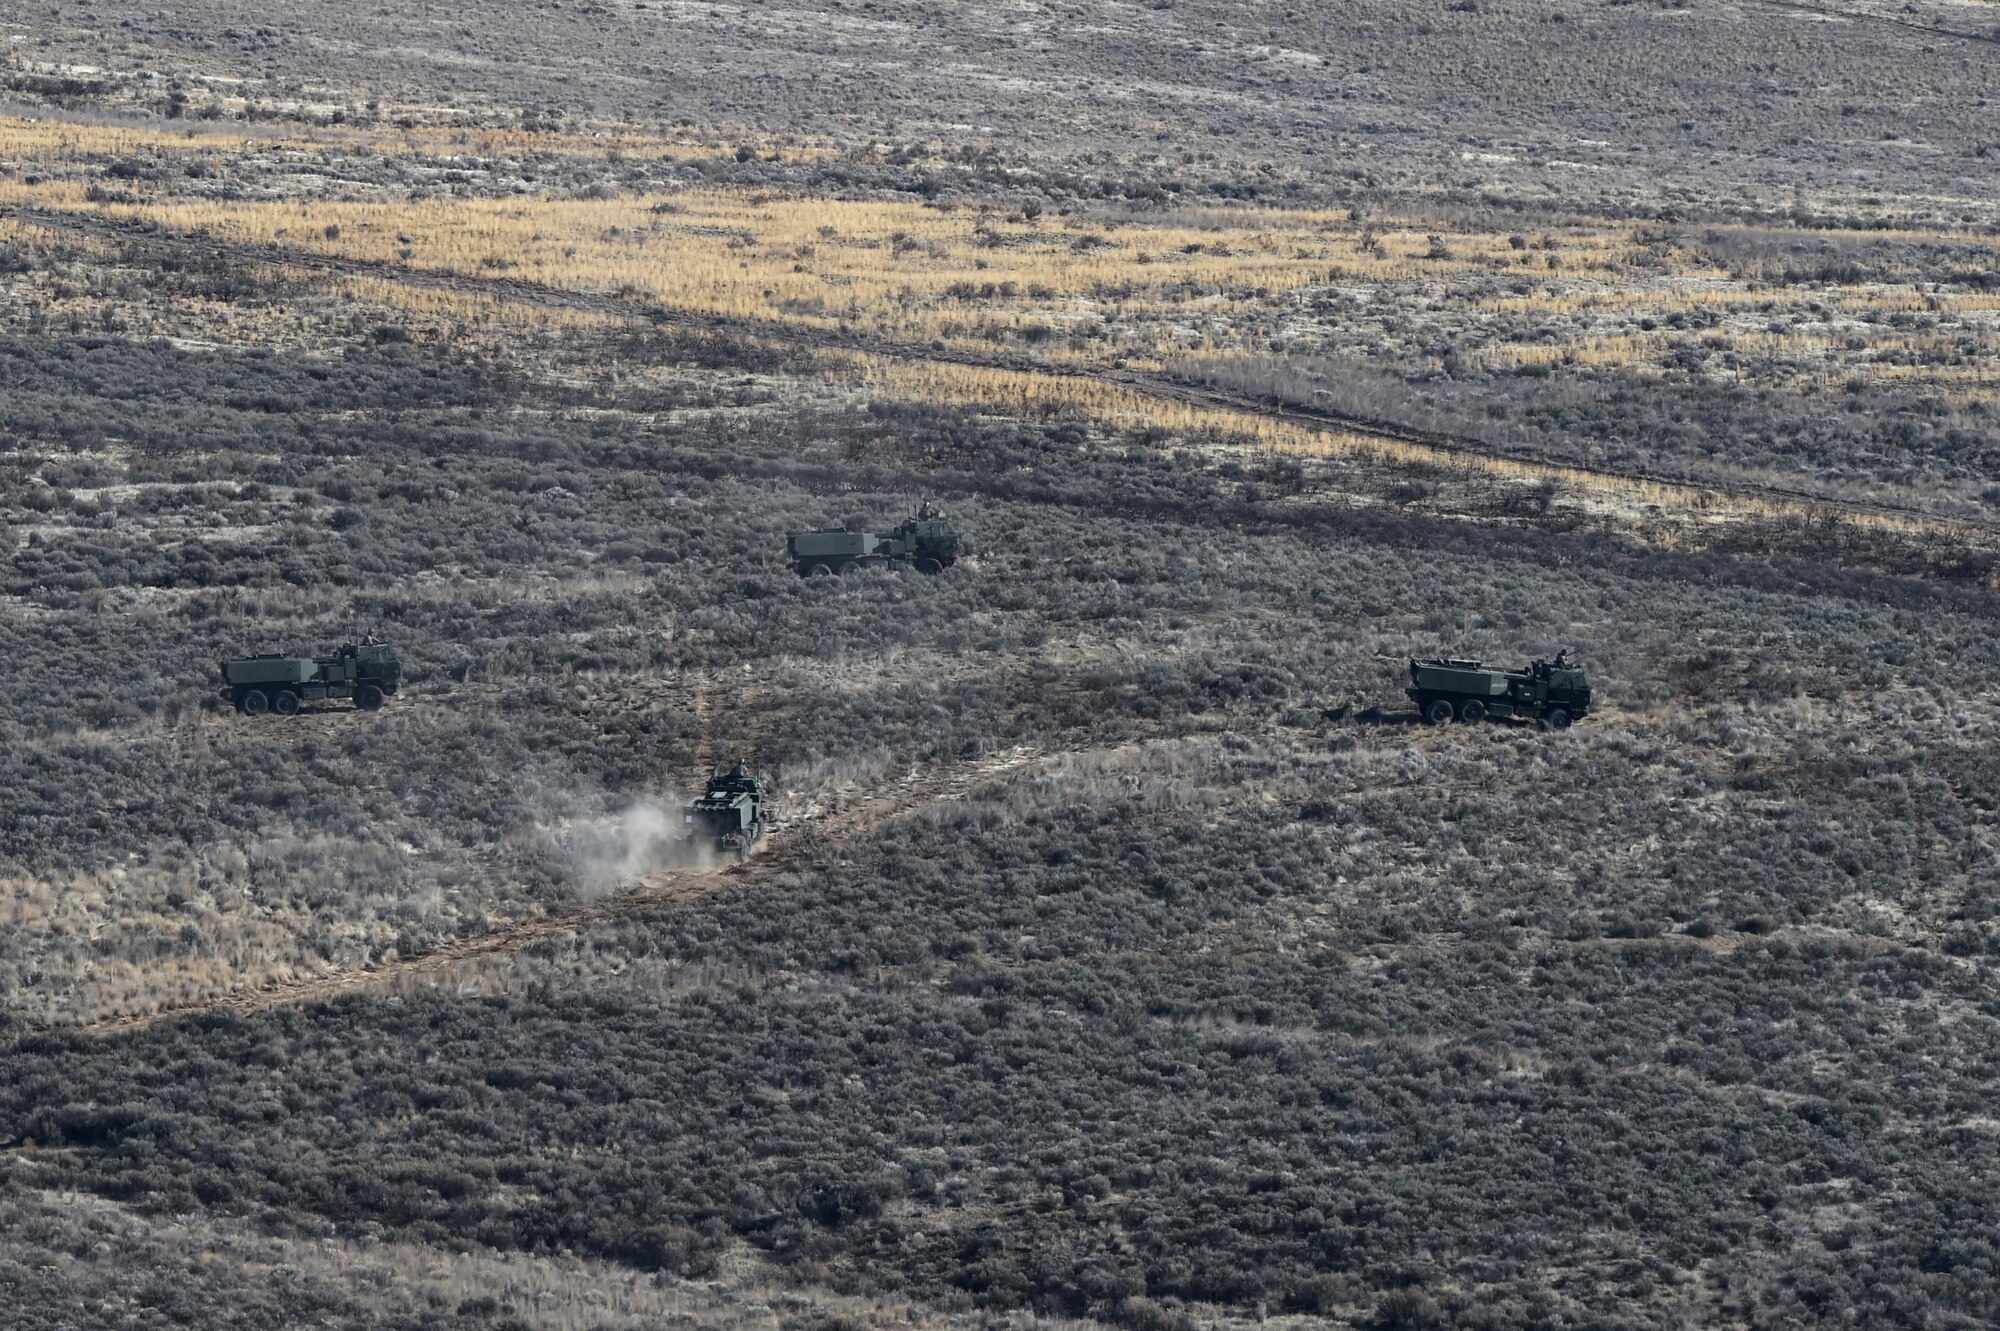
788,502,960,576
1408,652,1591,729
683,765,769,861
219,641,401,716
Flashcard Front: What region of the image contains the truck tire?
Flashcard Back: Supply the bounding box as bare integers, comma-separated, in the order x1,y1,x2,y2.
1423,698,1455,725
915,557,943,575
240,689,269,716
273,690,301,716
355,685,385,711
1544,707,1572,731
804,562,833,577
1457,699,1486,724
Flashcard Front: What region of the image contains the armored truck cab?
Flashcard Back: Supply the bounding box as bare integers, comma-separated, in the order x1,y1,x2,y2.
1409,653,1590,729
789,504,959,576
683,765,769,860
221,641,400,715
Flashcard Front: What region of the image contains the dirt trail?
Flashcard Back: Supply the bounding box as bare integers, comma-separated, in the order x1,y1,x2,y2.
66,743,1047,1039
49,714,1928,1038
689,671,778,786
1755,0,2000,48
9,204,1992,536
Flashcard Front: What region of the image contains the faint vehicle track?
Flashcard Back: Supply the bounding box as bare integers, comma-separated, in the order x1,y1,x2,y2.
52,718,1958,1036
65,742,1048,1038
683,668,775,786
1754,0,2000,48
8,204,1994,537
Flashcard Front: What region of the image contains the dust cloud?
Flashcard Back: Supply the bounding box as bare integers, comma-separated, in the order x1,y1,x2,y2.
556,795,711,897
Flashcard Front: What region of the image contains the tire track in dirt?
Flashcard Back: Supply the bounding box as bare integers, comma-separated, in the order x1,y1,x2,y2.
43,749,1420,1038
62,743,1048,1038
10,204,1994,537
46,716,1936,1037
1753,0,2000,48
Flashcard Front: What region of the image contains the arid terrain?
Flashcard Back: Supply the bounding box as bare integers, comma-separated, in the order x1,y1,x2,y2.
1,3,1998,1329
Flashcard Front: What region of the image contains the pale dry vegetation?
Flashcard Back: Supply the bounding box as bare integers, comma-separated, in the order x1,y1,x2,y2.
3,106,1995,520
21,166,1999,397
0,1184,1140,1331
0,241,1995,1035
4,2,2000,1325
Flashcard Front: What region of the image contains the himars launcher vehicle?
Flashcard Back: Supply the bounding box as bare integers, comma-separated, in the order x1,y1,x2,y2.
219,641,401,715
1408,652,1591,728
683,765,769,861
788,502,960,576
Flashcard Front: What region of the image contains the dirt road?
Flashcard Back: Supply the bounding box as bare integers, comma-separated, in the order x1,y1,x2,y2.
10,203,1989,536
66,743,1047,1038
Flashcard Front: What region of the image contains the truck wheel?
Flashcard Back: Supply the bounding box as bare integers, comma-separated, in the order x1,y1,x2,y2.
804,562,833,578
355,685,385,711
915,557,943,575
1544,707,1572,731
1423,698,1455,725
1457,699,1486,724
273,690,300,717
240,689,269,716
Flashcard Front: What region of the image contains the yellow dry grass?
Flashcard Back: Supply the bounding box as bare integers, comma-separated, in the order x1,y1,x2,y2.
5,104,1995,401
841,353,1952,539
0,208,620,349
0,113,780,171
2,110,1994,504
0,162,1659,358
332,272,623,334
13,185,1308,318
0,866,359,1027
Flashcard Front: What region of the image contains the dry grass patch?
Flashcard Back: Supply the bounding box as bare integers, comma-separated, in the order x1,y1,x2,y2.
6,108,1995,410
837,351,1970,542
